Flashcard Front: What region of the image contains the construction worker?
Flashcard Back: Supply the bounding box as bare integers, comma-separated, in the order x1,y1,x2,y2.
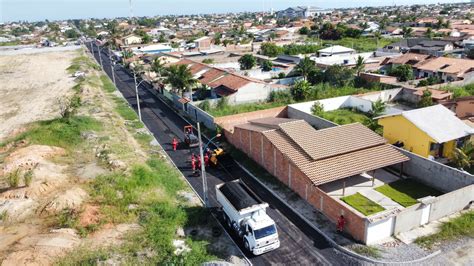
337,215,345,233
204,153,209,167
172,137,178,151
191,154,196,172
197,155,201,170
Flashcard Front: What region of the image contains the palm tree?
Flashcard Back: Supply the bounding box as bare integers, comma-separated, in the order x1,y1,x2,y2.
426,27,434,39
354,56,365,76
165,64,197,97
374,31,382,48
402,26,413,38
151,58,165,77
295,57,316,81
452,141,474,170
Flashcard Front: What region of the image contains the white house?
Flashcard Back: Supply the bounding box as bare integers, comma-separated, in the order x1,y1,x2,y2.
318,45,356,57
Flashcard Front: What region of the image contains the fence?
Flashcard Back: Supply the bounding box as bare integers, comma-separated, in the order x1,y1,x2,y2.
186,102,216,130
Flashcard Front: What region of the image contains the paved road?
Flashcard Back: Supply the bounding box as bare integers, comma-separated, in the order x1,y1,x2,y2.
89,44,363,266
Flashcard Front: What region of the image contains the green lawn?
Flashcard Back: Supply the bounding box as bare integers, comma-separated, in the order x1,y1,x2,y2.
341,193,385,216
319,108,369,125
206,101,286,117
375,179,442,207
415,211,474,249
322,37,398,53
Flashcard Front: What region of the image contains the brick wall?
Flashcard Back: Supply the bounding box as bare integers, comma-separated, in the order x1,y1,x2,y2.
215,106,287,132
226,126,368,243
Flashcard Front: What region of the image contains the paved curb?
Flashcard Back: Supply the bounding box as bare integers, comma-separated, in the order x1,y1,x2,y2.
234,160,442,265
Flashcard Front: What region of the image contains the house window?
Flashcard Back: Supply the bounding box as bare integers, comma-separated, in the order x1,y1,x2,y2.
430,143,440,152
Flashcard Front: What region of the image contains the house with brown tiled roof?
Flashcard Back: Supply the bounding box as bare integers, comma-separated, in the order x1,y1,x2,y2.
171,59,288,104
414,57,474,82
226,118,409,243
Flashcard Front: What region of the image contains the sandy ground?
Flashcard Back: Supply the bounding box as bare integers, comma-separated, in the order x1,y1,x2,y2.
0,49,79,140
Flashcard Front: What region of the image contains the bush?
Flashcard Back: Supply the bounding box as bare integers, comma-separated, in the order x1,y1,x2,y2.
389,64,414,82
23,170,34,187
268,90,293,104
202,58,214,64
198,100,211,111
12,116,102,149
238,54,256,70
7,169,21,188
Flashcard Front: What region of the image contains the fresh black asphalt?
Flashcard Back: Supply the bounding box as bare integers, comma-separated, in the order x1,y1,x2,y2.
88,44,363,266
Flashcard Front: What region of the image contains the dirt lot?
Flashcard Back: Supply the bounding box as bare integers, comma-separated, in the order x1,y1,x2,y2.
0,49,77,140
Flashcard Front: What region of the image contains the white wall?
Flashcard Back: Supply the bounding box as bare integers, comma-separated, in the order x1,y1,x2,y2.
365,217,395,245
358,88,403,102
289,96,351,114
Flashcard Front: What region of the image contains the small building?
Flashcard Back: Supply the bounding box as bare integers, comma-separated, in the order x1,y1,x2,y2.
194,36,212,51
414,57,474,82
377,105,473,160
122,34,142,46
276,6,332,19
441,96,474,119
318,45,355,57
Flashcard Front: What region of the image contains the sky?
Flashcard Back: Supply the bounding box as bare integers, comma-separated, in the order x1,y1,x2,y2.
0,0,468,23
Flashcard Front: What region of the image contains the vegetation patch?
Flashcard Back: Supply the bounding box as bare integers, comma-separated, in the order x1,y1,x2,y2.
67,54,100,74
341,193,385,216
112,96,139,121
60,158,217,264
100,74,116,93
375,179,442,207
318,108,369,125
415,211,474,249
350,245,382,258
6,116,101,149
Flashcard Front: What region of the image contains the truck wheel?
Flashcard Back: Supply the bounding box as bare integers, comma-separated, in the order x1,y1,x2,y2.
244,240,250,251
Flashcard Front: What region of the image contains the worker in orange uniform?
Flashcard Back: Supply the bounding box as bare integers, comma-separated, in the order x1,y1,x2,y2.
337,215,345,233
172,137,178,151
191,154,196,172
204,153,209,167
197,155,203,170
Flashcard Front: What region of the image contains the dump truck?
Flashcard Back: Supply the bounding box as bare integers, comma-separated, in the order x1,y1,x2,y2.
216,180,280,255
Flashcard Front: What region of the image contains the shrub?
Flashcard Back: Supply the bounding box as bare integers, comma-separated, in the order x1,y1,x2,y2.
23,169,34,187
201,58,214,64
198,100,211,111
7,169,21,188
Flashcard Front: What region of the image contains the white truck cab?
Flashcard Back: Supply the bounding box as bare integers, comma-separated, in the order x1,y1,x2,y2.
216,180,280,255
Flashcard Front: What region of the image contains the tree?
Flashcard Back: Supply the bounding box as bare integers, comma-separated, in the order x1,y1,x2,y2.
299,26,310,35
122,49,134,59
354,56,365,76
238,54,256,70
165,64,197,96
260,42,283,57
369,99,386,118
374,31,382,47
311,102,325,116
402,26,413,38
213,33,222,45
151,58,165,77
269,32,278,41
291,80,311,101
418,89,433,108
452,141,474,170
389,64,414,82
261,60,273,72
324,65,355,86
426,27,434,39
295,57,316,81
64,29,79,39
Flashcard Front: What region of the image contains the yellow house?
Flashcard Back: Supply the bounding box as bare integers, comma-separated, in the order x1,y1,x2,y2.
377,105,473,159
122,34,143,46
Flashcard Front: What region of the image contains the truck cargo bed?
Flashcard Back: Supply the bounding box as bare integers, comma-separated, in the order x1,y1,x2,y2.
219,181,262,211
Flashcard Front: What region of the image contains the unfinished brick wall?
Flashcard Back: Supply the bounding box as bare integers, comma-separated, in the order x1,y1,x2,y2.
226,126,368,243
215,107,288,132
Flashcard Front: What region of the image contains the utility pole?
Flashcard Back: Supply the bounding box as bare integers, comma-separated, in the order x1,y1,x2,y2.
90,41,94,54
129,0,134,21
109,49,116,86
197,122,209,208
133,71,143,122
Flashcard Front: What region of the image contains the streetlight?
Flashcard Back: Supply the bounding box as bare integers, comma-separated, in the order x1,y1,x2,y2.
108,47,116,86
197,126,221,208
132,69,144,122
197,122,209,207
